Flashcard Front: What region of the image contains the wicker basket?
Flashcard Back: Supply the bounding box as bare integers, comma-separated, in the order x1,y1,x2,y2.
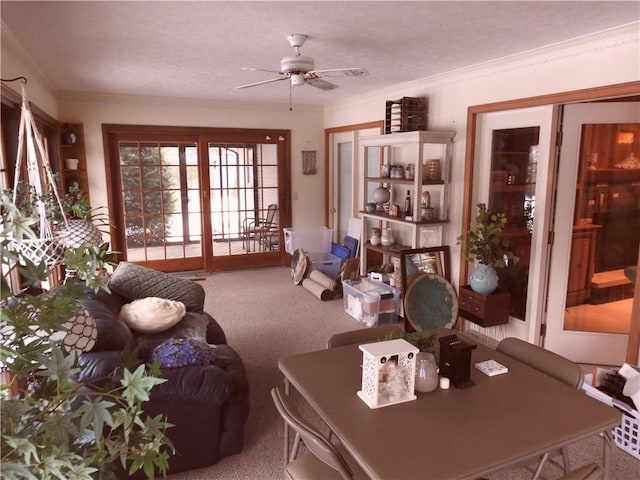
15,237,67,267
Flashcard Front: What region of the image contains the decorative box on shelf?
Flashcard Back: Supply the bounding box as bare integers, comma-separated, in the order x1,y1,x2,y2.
357,339,418,409
458,285,511,328
385,97,428,134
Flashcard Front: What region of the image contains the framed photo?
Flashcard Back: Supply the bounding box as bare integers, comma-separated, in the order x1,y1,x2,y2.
399,246,451,293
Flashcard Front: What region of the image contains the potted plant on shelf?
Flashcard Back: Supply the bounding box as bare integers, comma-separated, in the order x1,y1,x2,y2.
457,202,514,295
0,192,173,479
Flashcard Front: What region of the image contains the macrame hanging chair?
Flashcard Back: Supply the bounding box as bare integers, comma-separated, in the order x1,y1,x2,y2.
11,83,69,267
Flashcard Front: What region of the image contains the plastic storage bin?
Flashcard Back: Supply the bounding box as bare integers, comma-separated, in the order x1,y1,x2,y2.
582,373,640,460
342,277,400,327
308,252,342,280
283,226,332,255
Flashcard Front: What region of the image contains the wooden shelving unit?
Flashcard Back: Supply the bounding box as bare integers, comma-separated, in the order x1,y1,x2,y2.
58,123,89,202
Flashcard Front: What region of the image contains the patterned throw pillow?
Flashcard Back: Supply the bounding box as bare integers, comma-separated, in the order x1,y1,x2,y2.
151,338,216,369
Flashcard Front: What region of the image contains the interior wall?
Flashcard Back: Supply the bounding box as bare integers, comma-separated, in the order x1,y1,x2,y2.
1,28,58,117
324,24,639,304
56,94,325,229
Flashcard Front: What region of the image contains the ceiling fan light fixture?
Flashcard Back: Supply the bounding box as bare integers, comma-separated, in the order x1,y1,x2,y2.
281,55,314,74
290,74,305,87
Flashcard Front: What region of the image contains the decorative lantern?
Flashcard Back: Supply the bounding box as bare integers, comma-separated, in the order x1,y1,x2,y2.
357,338,418,409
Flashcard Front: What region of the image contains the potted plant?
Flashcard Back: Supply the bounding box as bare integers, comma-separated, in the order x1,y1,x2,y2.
58,182,108,248
457,202,514,295
0,192,172,479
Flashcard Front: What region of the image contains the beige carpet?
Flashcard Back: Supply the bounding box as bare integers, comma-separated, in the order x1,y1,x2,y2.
167,266,640,480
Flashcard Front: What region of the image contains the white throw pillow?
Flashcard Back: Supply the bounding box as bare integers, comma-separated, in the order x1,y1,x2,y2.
119,297,186,333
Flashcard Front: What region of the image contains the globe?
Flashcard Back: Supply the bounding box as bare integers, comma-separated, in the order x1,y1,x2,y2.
372,187,391,206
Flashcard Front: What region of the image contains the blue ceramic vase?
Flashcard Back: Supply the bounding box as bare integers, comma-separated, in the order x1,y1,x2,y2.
469,263,498,295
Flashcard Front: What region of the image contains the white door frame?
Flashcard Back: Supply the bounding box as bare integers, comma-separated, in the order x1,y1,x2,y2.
544,102,640,364
326,123,383,243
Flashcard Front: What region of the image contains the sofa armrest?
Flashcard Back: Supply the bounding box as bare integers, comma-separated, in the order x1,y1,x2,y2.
76,351,124,388
205,312,227,345
150,344,248,404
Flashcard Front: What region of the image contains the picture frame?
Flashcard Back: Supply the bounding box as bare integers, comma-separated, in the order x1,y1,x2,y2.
399,246,451,294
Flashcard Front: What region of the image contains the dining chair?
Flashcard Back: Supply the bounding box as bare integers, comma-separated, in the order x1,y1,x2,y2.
559,463,603,480
496,337,583,388
496,337,584,475
271,387,368,480
326,324,402,348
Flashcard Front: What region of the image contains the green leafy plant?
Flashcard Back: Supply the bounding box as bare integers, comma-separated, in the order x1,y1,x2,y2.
385,330,438,353
65,242,119,293
457,203,514,268
1,192,173,479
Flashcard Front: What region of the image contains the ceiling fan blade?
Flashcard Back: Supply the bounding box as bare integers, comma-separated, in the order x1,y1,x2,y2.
308,68,368,77
305,77,339,91
236,77,288,90
242,67,282,74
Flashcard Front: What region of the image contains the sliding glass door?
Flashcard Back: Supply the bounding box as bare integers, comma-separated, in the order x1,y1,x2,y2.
103,125,290,272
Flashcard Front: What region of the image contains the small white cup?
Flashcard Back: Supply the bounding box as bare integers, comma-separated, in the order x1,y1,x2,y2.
439,377,450,389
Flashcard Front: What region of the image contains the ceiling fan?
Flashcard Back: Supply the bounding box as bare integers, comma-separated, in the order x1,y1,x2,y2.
236,34,368,91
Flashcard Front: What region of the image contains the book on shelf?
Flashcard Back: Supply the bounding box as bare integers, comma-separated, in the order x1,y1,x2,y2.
474,359,509,377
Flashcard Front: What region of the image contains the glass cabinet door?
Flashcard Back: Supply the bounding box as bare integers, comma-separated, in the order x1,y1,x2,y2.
472,105,558,343
488,126,540,319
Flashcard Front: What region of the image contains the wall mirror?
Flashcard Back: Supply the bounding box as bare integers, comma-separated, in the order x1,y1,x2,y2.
399,245,451,293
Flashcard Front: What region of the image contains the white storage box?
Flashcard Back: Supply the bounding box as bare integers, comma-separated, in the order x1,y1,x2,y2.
308,252,342,280
284,226,332,255
582,373,640,460
342,277,400,327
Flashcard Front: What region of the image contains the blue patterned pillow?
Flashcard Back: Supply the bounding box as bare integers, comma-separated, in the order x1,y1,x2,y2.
151,338,216,369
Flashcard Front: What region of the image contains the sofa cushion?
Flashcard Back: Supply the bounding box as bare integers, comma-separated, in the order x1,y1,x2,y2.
134,311,210,362
152,338,217,369
119,297,186,333
108,262,205,312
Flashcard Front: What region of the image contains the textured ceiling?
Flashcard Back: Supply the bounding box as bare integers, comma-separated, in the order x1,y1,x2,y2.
1,1,638,106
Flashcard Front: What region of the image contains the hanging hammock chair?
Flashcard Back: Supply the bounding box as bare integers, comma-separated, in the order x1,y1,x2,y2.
11,83,69,267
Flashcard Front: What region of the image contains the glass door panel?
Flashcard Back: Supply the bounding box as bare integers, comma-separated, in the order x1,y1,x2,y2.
489,127,540,319
545,102,639,364
119,141,202,263
208,142,280,256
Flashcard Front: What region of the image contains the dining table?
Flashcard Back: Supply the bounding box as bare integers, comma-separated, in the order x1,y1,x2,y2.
278,330,621,479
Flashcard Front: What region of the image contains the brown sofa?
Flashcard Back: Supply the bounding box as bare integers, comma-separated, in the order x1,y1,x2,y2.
75,262,250,476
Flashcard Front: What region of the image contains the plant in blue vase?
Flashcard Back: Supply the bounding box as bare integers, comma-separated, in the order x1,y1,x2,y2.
457,203,514,295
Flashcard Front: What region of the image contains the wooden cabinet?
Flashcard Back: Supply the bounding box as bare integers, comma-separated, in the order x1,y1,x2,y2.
58,123,89,202
566,224,599,307
359,130,455,279
458,285,511,328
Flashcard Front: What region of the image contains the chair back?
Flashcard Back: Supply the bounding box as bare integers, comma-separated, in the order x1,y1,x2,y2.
271,387,354,480
327,325,402,348
265,203,278,227
496,337,583,389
